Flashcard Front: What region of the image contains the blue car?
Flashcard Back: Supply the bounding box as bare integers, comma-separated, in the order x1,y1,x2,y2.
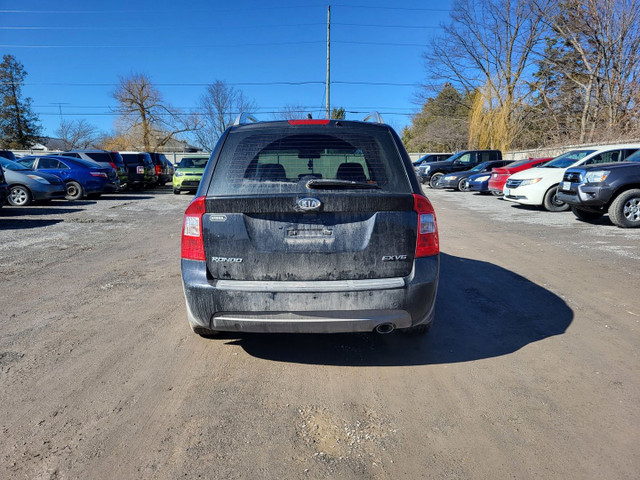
18,155,119,200
0,157,66,206
466,171,494,193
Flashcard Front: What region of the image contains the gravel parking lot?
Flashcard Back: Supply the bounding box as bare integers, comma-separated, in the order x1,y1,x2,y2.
1,186,638,479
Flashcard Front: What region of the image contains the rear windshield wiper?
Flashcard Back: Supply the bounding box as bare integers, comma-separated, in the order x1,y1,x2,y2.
306,179,381,190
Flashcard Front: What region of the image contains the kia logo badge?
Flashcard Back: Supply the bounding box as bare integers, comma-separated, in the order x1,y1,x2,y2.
297,197,322,211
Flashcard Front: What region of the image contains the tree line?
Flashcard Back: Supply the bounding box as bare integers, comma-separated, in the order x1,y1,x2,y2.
0,55,346,152
403,0,640,153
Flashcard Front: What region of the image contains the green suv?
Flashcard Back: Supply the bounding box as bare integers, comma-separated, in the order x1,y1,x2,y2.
173,156,209,194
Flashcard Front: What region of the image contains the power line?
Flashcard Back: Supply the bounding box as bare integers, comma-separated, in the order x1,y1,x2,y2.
0,22,440,31
332,4,450,11
32,104,420,111
0,23,327,30
33,110,417,117
0,41,325,49
0,40,428,49
0,5,449,14
0,5,329,14
13,81,430,88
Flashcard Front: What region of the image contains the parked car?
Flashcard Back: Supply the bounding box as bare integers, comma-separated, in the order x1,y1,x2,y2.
0,150,16,161
17,155,117,200
419,150,502,187
63,150,126,188
148,152,173,185
0,157,66,206
173,156,209,194
0,164,8,207
119,152,157,189
413,153,452,176
181,117,439,337
504,145,640,211
437,160,513,191
557,150,640,228
466,171,496,194
487,157,552,196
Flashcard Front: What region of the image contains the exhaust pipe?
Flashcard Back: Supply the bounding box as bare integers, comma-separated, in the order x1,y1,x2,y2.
375,323,395,334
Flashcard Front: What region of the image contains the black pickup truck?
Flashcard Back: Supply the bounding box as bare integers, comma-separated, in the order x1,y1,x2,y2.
419,150,502,188
557,153,640,228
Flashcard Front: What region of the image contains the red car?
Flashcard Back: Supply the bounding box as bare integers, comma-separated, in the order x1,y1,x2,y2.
488,157,552,196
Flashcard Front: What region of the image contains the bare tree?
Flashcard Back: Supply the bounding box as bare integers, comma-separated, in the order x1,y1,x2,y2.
55,119,99,150
193,80,256,151
539,0,640,143
113,72,192,151
271,104,310,120
425,0,552,150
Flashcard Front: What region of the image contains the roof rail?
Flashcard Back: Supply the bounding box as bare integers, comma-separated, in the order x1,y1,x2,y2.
363,111,384,124
232,113,259,126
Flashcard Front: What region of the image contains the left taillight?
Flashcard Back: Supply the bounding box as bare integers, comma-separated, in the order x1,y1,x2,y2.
413,194,439,257
155,165,162,175
89,171,108,178
181,196,206,261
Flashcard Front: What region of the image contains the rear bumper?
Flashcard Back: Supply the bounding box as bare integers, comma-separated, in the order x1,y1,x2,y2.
103,179,120,193
181,256,439,333
173,176,201,191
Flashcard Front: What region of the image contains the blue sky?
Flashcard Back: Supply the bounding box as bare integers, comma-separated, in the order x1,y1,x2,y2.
1,0,453,141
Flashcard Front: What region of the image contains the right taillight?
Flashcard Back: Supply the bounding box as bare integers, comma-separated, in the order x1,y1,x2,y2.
181,196,206,261
413,193,439,257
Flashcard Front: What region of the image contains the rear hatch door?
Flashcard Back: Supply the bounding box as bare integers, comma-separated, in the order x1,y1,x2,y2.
202,124,418,281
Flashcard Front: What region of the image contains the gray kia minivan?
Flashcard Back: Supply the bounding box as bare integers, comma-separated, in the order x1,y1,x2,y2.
180,116,440,336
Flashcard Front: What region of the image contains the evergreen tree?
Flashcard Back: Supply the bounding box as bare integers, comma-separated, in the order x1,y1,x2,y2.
402,83,471,152
330,107,345,119
0,55,41,148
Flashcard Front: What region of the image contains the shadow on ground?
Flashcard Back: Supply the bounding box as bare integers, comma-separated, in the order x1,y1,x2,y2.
0,218,64,229
0,206,85,217
98,195,155,201
218,253,573,366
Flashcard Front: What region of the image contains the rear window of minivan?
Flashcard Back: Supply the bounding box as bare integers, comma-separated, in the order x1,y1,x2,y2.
208,127,411,196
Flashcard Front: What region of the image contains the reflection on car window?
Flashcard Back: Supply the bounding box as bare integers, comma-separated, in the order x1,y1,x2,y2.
585,150,621,165
544,150,596,168
0,158,29,170
178,157,208,168
457,153,472,164
18,158,36,169
208,129,411,196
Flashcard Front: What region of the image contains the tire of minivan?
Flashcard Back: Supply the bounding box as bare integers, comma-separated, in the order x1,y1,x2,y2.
571,206,603,222
191,325,221,338
543,185,569,212
429,173,444,189
608,189,640,228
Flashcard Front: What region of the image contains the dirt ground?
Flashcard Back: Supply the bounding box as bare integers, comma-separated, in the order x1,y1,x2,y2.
1,186,638,479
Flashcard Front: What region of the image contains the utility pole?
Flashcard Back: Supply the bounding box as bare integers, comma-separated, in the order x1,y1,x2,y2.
326,5,331,119
51,102,69,123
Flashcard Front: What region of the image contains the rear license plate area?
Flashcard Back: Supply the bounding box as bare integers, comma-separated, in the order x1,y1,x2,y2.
286,224,333,238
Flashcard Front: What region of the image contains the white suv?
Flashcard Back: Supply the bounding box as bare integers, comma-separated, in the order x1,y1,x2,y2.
503,144,640,211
